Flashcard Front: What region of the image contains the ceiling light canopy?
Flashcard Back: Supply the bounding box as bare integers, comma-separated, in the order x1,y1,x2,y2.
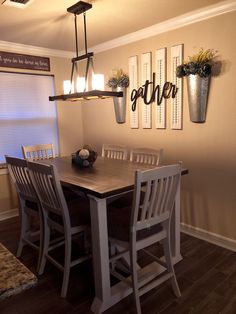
49,1,123,102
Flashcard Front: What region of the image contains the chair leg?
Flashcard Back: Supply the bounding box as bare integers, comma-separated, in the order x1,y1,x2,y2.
163,235,181,298
60,232,72,298
84,229,91,255
17,209,30,257
36,209,44,273
38,214,50,275
130,246,142,314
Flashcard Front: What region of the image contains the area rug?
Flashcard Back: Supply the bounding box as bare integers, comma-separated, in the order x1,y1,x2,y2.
0,243,37,301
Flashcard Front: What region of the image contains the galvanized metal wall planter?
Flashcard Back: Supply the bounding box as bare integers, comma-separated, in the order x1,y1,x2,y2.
186,74,210,123
112,87,127,123
176,48,217,124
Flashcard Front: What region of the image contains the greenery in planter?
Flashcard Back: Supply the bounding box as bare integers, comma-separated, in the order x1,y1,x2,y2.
176,48,217,78
107,69,129,88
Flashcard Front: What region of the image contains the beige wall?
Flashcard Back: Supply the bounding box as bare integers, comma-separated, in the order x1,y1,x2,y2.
80,12,236,240
0,11,235,242
0,174,18,212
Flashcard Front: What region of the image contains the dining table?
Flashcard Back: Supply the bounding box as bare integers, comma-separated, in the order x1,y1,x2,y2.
40,155,187,313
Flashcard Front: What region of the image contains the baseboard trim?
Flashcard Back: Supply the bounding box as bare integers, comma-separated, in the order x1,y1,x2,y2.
181,223,236,252
0,208,19,221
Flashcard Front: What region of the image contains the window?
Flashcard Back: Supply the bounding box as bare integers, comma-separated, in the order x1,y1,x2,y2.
0,71,59,163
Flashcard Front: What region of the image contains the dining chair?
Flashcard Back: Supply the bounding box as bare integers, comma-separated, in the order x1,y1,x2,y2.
130,148,163,166
22,143,55,161
102,144,128,160
27,161,91,298
107,163,182,314
5,156,43,273
111,148,164,208
22,143,82,200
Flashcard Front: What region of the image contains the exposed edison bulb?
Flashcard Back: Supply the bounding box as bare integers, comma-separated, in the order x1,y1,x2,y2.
76,77,86,92
63,80,74,94
92,74,104,90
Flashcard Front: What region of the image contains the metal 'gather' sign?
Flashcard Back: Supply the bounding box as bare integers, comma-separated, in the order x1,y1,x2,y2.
130,72,178,111
0,51,50,71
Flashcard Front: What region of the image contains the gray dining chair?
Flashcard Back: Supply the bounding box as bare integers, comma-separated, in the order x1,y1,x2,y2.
130,147,163,166
22,143,55,161
27,161,91,298
5,156,43,273
107,163,182,314
22,143,82,200
102,144,128,160
110,148,164,208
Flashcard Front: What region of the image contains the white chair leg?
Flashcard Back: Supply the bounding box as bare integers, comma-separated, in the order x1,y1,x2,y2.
38,214,50,275
130,246,142,314
163,235,181,298
17,210,29,257
36,209,44,273
84,229,91,255
61,233,72,298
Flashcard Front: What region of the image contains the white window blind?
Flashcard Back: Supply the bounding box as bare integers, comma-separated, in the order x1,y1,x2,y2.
0,71,59,163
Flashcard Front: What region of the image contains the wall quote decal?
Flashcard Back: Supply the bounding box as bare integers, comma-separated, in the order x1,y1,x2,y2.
0,51,50,71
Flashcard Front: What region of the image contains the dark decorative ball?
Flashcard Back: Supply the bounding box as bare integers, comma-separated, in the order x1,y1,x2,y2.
72,145,97,167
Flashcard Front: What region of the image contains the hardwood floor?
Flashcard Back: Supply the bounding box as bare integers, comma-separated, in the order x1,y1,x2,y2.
0,216,236,314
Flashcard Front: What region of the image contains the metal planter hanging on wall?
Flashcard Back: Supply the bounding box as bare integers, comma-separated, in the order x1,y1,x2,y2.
186,74,210,123
112,87,127,123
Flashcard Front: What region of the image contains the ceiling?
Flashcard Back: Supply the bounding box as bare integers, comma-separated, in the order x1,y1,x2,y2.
0,0,224,52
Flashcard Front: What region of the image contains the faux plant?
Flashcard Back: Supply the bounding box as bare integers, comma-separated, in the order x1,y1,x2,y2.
107,69,129,88
176,48,217,78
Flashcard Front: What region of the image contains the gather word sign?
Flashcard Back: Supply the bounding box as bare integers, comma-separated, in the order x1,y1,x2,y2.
0,51,50,71
130,73,178,111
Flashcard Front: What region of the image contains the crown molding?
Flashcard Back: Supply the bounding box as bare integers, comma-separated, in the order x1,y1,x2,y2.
0,0,235,58
0,40,73,58
92,0,236,54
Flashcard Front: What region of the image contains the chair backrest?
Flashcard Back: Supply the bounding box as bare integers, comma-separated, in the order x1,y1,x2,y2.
22,143,55,161
102,144,128,160
131,163,182,233
27,161,70,228
130,148,163,166
5,156,37,203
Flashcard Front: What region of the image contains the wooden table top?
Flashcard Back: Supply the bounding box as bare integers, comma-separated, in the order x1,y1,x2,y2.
40,156,157,198
40,156,188,199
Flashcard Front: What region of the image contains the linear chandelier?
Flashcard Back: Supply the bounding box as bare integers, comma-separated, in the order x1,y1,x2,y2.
49,1,123,101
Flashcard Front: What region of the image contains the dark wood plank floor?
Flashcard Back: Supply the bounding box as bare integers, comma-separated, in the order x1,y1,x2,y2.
0,216,236,314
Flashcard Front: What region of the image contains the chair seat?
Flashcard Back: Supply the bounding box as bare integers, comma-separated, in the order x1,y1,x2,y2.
107,205,162,242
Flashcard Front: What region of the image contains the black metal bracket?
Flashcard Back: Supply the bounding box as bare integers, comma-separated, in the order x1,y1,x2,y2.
67,1,93,93
67,1,92,15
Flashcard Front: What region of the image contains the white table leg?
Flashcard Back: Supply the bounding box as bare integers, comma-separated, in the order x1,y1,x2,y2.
89,196,111,314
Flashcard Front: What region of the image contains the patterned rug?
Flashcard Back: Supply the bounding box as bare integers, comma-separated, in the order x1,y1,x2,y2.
0,243,37,301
